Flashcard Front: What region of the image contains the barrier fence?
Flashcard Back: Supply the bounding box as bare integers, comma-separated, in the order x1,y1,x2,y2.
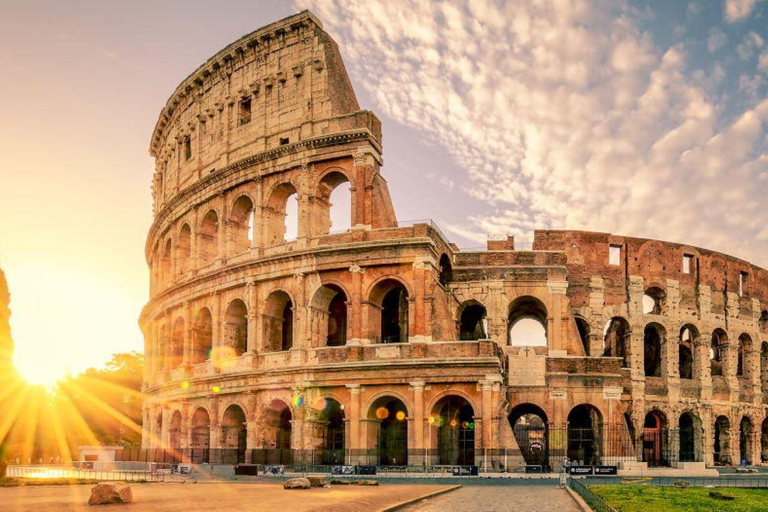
6,465,164,482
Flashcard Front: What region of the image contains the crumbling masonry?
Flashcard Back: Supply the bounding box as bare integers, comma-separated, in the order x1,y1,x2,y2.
140,11,768,471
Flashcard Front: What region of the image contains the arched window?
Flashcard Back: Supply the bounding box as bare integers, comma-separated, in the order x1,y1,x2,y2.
264,291,293,351
643,324,665,377
224,299,248,356
198,210,219,265
192,308,213,364
221,405,247,464
264,400,292,451
738,334,752,377
177,224,191,274
438,254,453,286
679,325,698,380
508,297,547,347
575,317,590,356
311,284,348,347
266,183,298,245
161,239,172,284
603,317,630,367
459,301,487,341
642,287,666,315
169,411,182,457
316,171,351,235
711,329,727,377
740,416,754,465
190,408,211,464
369,279,409,344
170,317,184,369
230,196,254,254
761,342,768,394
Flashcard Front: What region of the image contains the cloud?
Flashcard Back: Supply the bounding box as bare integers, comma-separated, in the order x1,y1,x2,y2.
707,27,727,53
725,0,764,22
736,31,765,60
299,0,768,266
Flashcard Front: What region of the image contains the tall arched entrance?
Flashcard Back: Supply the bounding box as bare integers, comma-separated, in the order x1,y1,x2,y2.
761,418,768,463
642,410,668,467
316,398,345,465
264,400,292,464
190,408,210,464
567,405,602,466
740,416,754,465
713,415,731,465
169,411,182,462
508,404,549,469
678,412,702,462
221,405,247,464
430,396,475,466
369,396,408,466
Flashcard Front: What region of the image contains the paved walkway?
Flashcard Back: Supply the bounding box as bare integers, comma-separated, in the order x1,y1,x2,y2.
401,484,580,512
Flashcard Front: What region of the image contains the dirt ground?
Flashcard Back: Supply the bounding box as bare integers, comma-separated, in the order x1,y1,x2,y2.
0,481,454,512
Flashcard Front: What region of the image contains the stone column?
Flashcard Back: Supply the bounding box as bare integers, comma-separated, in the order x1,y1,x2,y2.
348,265,365,343
410,381,425,466
480,379,494,466
347,384,362,464
411,259,428,341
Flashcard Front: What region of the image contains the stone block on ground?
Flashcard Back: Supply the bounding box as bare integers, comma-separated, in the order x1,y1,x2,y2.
283,477,311,490
88,483,133,505
306,476,327,487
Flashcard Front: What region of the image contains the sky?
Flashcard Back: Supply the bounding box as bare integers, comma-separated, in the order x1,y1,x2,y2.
0,0,766,383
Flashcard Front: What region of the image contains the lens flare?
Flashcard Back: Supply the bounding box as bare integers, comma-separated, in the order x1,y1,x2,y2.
395,410,406,421
313,397,328,411
375,407,389,419
292,395,304,407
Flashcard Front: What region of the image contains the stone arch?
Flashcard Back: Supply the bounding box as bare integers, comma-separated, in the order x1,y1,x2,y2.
221,404,248,464
190,407,211,463
508,403,549,469
438,253,453,286
177,223,192,274
713,415,731,465
710,329,728,376
644,323,666,377
679,324,699,380
678,410,703,462
192,308,213,364
643,286,666,315
198,209,219,266
229,195,254,254
567,404,603,466
263,290,293,352
315,169,352,235
508,296,548,346
310,283,348,347
760,310,768,335
737,333,752,377
223,299,248,356
368,277,410,344
429,395,475,466
265,182,298,245
603,317,630,367
457,300,487,341
368,395,409,466
574,316,590,356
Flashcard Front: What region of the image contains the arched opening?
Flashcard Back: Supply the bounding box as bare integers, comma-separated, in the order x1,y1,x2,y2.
678,412,701,462
369,396,408,466
438,254,453,286
161,239,172,284
740,416,754,465
370,279,409,344
567,404,603,466
190,408,210,464
316,171,351,235
603,317,630,367
575,317,590,356
230,195,254,254
760,310,768,335
177,224,191,274
642,410,669,467
198,210,219,266
155,413,163,449
223,299,248,356
737,334,751,378
761,342,768,394
266,183,298,245
192,308,212,364
170,317,184,369
221,405,247,464
315,398,345,465
642,287,666,315
679,325,698,380
713,415,731,465
310,285,348,347
458,301,487,341
430,396,475,466
761,418,768,463
508,296,547,346
264,291,293,352
508,403,549,469
644,324,665,377
169,411,182,461
710,329,727,377
263,400,292,464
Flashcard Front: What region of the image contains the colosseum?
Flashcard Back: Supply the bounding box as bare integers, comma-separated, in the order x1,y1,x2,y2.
139,11,768,473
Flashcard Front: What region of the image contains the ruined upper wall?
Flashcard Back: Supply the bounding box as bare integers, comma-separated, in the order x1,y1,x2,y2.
149,10,379,212
533,229,768,310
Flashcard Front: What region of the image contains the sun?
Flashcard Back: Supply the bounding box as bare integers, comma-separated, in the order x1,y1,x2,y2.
15,357,68,388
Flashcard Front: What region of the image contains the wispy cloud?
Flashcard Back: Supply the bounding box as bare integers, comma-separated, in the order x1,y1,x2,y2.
725,0,764,22
299,0,768,265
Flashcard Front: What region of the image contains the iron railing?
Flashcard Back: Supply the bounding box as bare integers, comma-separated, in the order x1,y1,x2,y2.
568,478,617,512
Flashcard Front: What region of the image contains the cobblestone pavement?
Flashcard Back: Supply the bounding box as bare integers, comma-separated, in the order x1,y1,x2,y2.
401,484,580,512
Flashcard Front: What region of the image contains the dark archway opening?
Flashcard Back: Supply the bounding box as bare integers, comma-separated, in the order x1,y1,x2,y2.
509,404,549,469
714,415,731,465
603,317,629,367
190,408,210,464
371,397,408,466
438,254,453,286
221,405,247,464
317,398,345,465
643,324,663,377
381,286,409,343
459,302,487,341
575,317,590,356
567,405,602,466
327,291,347,347
740,416,754,465
433,396,475,466
679,413,697,462
642,411,669,467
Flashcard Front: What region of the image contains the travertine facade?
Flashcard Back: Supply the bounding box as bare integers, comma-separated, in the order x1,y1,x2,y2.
140,11,768,470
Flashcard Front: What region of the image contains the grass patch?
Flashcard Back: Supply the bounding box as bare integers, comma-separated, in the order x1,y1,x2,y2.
590,485,768,512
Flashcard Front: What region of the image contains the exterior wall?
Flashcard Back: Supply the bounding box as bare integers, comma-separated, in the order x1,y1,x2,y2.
141,11,768,469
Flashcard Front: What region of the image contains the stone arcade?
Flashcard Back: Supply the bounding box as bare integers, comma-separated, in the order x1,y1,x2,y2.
140,11,768,471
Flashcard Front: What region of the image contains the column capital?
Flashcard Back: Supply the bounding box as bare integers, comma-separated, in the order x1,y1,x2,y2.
409,381,426,391
346,383,362,393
